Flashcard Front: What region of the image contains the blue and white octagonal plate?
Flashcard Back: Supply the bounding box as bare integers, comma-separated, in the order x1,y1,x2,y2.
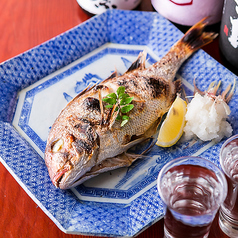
0,10,238,237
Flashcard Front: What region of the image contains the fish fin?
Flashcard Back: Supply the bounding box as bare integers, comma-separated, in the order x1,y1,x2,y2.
125,51,147,73
71,153,141,186
123,117,162,155
143,117,162,138
122,137,147,151
181,17,218,51
96,153,139,172
101,70,118,83
119,113,161,152
129,117,162,155
69,83,97,104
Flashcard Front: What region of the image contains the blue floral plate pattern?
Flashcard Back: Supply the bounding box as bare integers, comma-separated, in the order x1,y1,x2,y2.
0,10,238,237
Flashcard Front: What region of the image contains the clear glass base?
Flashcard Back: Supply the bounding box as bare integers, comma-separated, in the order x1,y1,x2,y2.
219,209,238,238
164,225,209,238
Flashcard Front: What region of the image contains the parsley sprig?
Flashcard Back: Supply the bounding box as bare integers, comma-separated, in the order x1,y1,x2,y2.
102,86,134,127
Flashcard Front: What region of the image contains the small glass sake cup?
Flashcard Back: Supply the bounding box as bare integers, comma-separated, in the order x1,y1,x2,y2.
219,134,238,238
157,156,227,238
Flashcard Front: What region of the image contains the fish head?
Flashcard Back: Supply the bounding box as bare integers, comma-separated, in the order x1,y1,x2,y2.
44,118,99,189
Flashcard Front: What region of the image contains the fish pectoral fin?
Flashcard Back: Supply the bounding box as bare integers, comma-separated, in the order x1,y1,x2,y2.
87,153,141,175
120,117,162,152
71,153,141,186
122,136,147,150
95,153,139,172
121,117,162,155
143,117,162,138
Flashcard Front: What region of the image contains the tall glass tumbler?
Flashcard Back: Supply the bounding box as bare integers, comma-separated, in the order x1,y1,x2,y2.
157,156,227,238
219,134,238,238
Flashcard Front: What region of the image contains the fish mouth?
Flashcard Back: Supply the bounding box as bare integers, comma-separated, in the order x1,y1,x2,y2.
53,166,70,188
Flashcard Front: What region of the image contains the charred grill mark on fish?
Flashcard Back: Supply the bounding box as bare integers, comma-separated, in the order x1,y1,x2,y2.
147,77,170,99
83,97,100,112
72,137,93,154
69,118,98,146
116,73,171,100
93,84,108,91
44,18,218,189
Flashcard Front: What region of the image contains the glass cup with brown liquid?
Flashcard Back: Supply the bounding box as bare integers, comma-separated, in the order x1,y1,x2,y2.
219,134,238,238
157,156,227,238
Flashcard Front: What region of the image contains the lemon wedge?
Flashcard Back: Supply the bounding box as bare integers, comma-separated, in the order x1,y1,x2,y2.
156,95,187,147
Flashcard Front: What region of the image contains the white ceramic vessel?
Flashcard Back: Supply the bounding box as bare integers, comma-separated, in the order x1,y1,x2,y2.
77,0,141,15
151,0,224,26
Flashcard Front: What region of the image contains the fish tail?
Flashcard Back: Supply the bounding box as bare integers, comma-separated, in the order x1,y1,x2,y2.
153,17,218,82
180,17,218,52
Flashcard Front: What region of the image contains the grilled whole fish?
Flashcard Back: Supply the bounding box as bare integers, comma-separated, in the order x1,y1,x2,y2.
45,18,217,189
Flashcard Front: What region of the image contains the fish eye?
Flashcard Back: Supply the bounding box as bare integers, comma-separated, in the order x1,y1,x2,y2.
52,139,64,152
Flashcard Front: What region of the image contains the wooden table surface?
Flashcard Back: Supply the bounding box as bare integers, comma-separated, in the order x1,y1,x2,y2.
0,0,236,238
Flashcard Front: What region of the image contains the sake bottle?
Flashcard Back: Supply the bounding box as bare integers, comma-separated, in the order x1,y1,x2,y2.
151,0,224,26
219,0,238,75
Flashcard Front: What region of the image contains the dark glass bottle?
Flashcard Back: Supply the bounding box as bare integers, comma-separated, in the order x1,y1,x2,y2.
219,0,238,75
